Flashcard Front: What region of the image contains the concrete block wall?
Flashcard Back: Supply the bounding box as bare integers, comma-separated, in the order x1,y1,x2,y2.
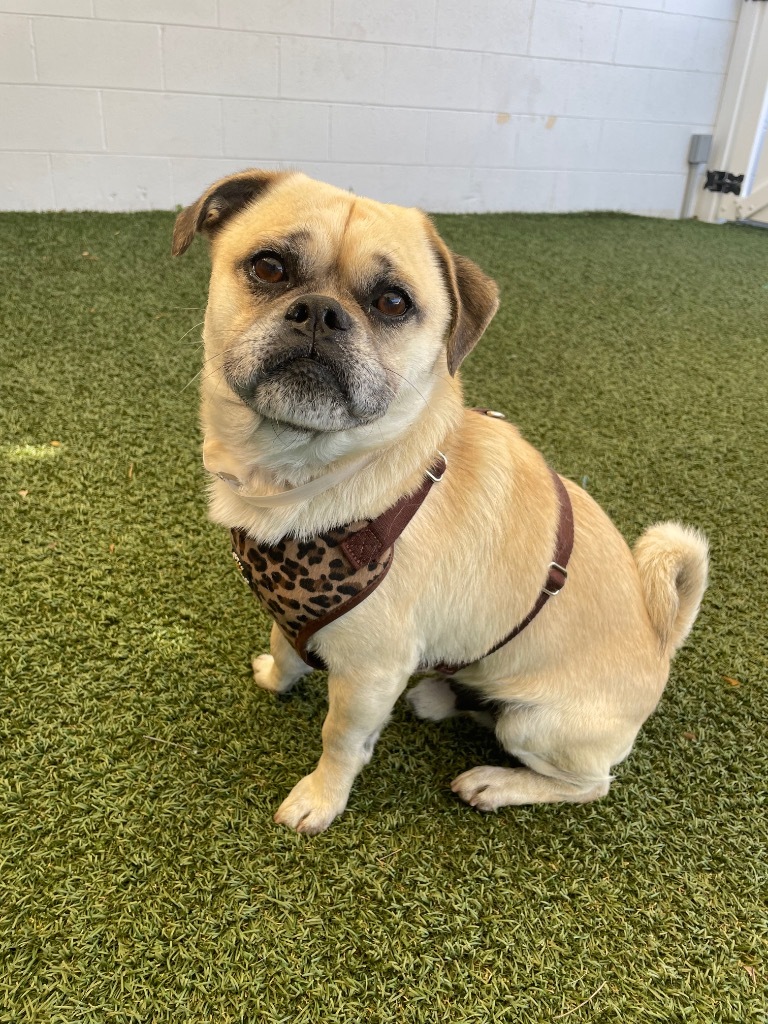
0,0,740,215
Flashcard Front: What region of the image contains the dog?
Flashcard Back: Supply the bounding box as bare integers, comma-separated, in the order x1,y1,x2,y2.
173,170,709,835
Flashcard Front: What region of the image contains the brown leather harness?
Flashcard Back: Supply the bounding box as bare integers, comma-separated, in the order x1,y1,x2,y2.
231,410,574,674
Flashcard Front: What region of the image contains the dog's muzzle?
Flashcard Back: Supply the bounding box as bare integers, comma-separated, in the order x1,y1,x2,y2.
224,295,391,430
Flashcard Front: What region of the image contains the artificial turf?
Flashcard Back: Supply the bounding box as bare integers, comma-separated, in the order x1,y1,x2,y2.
0,207,766,1023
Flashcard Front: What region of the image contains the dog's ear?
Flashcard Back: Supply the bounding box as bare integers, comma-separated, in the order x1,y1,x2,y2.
425,220,500,376
172,169,284,257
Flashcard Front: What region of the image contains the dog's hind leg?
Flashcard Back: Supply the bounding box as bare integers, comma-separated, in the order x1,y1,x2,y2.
252,622,311,694
450,701,624,811
451,764,611,810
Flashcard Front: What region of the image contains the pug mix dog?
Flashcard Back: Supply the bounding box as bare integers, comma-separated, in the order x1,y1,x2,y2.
173,170,708,835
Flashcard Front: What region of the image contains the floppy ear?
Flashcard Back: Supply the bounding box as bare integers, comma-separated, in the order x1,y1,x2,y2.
425,220,500,376
171,169,284,257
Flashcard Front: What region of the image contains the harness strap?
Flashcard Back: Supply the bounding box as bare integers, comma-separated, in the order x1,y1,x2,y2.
293,453,447,667
433,466,573,675
340,454,446,570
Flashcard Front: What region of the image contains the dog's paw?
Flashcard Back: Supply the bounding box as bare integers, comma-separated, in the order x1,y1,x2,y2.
273,773,347,835
406,676,458,722
252,654,294,695
451,766,511,812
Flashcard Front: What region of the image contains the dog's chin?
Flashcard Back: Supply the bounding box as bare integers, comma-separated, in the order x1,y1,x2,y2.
240,360,386,433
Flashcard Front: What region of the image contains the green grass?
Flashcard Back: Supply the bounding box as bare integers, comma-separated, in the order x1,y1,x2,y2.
1,209,766,1023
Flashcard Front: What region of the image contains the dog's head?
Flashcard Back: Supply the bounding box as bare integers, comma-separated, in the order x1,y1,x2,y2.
173,170,498,436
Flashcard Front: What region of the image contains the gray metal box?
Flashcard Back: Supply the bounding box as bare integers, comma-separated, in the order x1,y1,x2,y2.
688,133,712,164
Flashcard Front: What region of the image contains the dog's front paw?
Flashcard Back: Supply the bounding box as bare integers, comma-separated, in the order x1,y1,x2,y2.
451,766,511,812
252,654,294,694
274,773,347,835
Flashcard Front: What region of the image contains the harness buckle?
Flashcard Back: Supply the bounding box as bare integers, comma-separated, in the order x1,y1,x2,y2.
543,561,568,597
426,451,447,483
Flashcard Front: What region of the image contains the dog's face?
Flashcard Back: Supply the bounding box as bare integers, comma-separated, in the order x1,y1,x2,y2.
174,170,498,436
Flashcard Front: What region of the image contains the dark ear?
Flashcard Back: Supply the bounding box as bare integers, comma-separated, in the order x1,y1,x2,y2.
426,220,500,376
171,169,284,257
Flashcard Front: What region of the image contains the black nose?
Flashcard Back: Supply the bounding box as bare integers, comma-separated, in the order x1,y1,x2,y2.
284,294,352,342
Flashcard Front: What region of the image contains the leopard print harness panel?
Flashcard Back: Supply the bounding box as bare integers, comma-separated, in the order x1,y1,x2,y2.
231,455,446,671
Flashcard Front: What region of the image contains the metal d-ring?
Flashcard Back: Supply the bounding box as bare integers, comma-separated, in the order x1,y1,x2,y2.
426,451,447,483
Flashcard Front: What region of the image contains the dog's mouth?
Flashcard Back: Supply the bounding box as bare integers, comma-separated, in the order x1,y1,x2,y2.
261,348,349,391
226,344,392,432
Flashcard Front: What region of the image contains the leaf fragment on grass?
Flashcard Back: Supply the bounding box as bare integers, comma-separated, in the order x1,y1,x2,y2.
554,980,608,1019
723,675,741,687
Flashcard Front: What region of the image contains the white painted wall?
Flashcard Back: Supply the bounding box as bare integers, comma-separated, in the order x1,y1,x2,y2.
0,0,740,215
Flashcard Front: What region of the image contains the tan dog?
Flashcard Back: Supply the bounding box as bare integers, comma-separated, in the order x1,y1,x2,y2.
173,170,708,834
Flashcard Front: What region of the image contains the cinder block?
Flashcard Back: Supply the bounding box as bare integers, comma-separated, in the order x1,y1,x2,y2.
219,0,332,35
647,68,723,124
291,161,367,195
163,26,279,97
598,121,699,173
431,111,602,171
585,0,663,10
103,91,222,157
553,169,685,217
305,162,424,206
515,115,602,170
94,0,218,24
615,9,728,71
296,161,476,212
331,104,427,164
526,61,651,121
470,167,559,212
172,157,281,207
411,165,475,212
627,13,697,72
0,152,53,210
427,110,514,167
0,15,35,83
0,85,102,151
51,154,172,210
692,17,736,74
565,63,715,124
479,54,536,114
224,98,329,161
280,37,387,104
34,17,162,89
385,46,482,110
530,0,621,63
333,0,435,46
663,0,739,20
435,0,531,56
0,1,90,13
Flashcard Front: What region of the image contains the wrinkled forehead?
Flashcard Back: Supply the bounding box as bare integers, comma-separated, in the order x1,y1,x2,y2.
214,174,441,293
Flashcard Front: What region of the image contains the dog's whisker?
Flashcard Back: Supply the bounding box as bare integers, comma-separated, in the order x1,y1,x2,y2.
156,305,206,311
381,364,431,411
175,319,205,347
181,349,232,392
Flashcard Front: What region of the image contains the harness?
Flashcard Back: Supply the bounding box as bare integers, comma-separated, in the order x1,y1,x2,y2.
231,411,574,673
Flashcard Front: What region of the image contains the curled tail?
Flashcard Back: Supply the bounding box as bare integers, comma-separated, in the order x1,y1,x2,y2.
633,523,709,656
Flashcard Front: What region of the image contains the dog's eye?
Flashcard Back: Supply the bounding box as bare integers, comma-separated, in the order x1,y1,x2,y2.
249,252,288,284
374,290,410,318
